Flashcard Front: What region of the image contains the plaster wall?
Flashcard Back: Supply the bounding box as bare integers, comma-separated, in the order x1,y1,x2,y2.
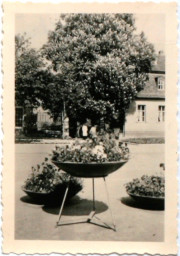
125,99,165,137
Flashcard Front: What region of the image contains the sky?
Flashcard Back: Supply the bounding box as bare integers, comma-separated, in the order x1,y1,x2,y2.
15,13,165,54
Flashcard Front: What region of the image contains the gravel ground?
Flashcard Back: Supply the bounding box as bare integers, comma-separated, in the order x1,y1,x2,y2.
15,143,164,241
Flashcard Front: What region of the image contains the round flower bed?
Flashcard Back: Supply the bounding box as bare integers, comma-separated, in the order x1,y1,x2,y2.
22,158,83,205
125,175,165,198
51,137,129,163
51,137,129,178
125,174,165,209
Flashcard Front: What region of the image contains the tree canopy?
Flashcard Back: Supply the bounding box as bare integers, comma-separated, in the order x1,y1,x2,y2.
16,14,155,129
15,33,53,108
42,14,155,127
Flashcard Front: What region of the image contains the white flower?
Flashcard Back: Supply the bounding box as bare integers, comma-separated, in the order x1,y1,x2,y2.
95,145,104,153
91,148,98,155
102,153,107,159
81,147,87,152
73,145,81,150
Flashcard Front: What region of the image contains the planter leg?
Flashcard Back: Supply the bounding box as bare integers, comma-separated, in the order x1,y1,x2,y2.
57,177,71,225
103,177,116,231
92,178,95,211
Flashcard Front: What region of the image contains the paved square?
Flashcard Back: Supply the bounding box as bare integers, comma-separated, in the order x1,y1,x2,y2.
15,143,164,241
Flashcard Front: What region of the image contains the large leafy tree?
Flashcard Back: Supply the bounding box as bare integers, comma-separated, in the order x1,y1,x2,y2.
42,14,155,127
15,33,53,108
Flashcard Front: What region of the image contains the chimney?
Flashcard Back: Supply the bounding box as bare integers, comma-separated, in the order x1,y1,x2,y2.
158,50,164,56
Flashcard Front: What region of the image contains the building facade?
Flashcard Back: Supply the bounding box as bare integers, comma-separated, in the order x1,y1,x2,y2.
125,52,165,138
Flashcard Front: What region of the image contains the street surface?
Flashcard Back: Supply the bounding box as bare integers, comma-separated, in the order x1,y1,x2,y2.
15,143,164,241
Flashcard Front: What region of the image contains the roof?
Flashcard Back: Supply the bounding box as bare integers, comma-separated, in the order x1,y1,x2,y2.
136,52,165,99
151,53,165,73
137,73,165,99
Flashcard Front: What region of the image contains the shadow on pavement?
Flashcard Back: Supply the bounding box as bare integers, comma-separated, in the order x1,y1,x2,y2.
20,195,44,205
120,196,164,211
42,196,108,216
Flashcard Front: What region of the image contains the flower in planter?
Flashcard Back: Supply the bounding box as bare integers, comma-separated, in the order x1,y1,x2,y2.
125,174,165,198
51,136,130,163
23,158,83,194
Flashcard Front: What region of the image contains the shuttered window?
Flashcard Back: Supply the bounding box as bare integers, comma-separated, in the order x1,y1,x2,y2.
157,77,165,90
137,105,146,122
158,105,165,122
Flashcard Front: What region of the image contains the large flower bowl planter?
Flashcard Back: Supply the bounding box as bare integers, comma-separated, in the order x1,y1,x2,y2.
22,182,82,205
127,192,164,209
52,160,127,178
22,186,52,201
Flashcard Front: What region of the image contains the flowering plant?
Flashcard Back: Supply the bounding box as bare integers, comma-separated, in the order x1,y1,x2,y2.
23,158,83,193
125,174,165,198
52,136,129,163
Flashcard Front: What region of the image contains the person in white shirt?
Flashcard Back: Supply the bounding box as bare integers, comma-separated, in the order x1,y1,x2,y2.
82,124,88,139
89,125,97,138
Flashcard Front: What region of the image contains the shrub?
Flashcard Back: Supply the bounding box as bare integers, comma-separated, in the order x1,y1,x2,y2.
23,158,83,194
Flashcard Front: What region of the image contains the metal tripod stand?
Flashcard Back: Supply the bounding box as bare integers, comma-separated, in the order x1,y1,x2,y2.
56,176,116,231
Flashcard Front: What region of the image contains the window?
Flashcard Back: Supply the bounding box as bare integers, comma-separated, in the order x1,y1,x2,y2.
15,107,23,127
158,105,165,122
156,77,165,90
137,105,146,122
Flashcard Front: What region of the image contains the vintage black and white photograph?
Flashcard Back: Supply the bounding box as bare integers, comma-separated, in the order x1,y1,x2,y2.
3,2,178,254
15,11,166,240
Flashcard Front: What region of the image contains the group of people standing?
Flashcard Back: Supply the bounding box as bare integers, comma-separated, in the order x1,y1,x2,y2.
78,123,97,139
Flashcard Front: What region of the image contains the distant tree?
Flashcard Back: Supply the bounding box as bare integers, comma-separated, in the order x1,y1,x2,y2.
15,34,57,134
15,33,53,108
42,14,155,127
